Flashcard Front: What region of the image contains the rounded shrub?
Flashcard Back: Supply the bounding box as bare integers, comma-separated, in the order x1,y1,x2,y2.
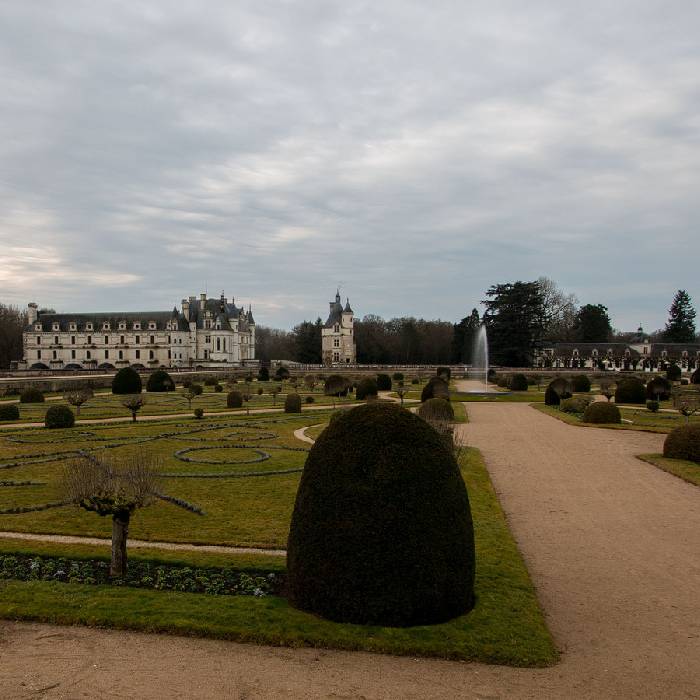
284,393,302,413
214,384,223,392
275,366,290,381
19,388,44,403
257,387,264,395
509,373,528,391
324,374,349,397
560,396,591,414
258,367,270,382
305,395,315,404
666,363,682,382
193,408,204,419
45,405,75,429
646,377,672,401
356,377,378,401
411,377,419,385
583,401,621,424
189,383,203,396
691,368,700,385
572,375,591,393
146,370,175,392
421,377,449,402
663,424,700,463
376,373,392,391
392,372,404,381
646,400,660,413
0,404,20,421
203,376,219,386
417,397,455,422
548,377,572,399
226,390,243,408
287,402,475,626
544,385,561,406
614,378,646,404
112,367,142,395
436,366,451,381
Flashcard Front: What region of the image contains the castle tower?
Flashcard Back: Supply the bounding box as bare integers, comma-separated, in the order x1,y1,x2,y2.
321,290,356,365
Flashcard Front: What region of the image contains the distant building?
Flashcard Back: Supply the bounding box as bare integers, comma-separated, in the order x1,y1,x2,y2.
321,290,356,365
19,292,257,370
535,327,700,371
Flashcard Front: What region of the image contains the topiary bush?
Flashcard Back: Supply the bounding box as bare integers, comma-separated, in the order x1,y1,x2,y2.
646,377,672,401
45,405,75,429
112,367,142,395
544,385,561,406
287,402,475,626
666,363,682,382
417,397,455,422
146,370,175,392
203,377,219,386
583,401,621,424
691,368,700,385
226,391,243,408
548,377,572,398
663,424,700,463
284,393,302,413
214,383,223,392
275,366,290,381
392,372,404,381
19,388,44,403
560,397,591,414
305,395,315,404
258,367,270,382
376,373,392,391
193,408,204,419
324,374,349,397
646,400,660,413
572,375,591,392
189,383,203,396
509,373,528,391
411,377,419,385
614,377,646,404
0,404,20,421
436,367,451,381
356,377,378,401
421,377,449,402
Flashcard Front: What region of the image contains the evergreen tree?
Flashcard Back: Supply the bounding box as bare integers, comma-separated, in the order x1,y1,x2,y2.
573,304,612,343
482,282,545,366
452,309,481,363
664,290,696,343
292,318,323,363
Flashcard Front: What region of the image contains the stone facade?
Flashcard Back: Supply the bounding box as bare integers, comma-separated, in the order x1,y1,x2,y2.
20,293,256,370
321,291,356,365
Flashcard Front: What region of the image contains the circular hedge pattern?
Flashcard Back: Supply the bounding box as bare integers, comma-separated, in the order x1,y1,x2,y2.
287,402,475,626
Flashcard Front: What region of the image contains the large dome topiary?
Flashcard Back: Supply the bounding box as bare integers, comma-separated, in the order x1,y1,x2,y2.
544,385,561,406
666,363,682,382
663,424,700,463
287,402,475,627
356,377,378,401
376,373,392,391
691,368,700,385
417,397,455,422
509,373,528,391
112,367,142,394
284,393,302,413
226,390,243,408
646,377,672,401
0,404,20,421
146,370,175,392
45,405,75,429
421,376,449,402
19,387,44,403
583,401,621,424
572,375,591,392
614,377,645,404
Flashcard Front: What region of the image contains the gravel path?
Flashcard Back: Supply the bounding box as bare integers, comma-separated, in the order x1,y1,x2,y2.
1,403,699,698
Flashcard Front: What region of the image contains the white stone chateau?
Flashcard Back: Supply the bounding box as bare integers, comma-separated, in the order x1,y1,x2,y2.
321,290,356,365
20,293,256,370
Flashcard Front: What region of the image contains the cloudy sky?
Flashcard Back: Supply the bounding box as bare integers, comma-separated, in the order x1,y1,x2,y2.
1,1,698,332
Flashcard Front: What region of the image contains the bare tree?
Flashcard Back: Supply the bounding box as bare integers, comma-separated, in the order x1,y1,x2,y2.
303,374,317,392
538,277,579,342
182,384,202,409
673,390,700,423
64,386,94,416
599,379,617,402
0,304,27,369
121,394,146,422
270,385,281,405
62,451,159,576
242,382,253,415
395,383,408,406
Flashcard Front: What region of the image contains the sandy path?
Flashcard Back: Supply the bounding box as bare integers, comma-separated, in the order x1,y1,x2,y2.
1,404,699,698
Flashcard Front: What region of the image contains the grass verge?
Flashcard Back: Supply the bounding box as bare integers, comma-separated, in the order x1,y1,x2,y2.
636,454,700,487
532,404,669,433
0,448,557,667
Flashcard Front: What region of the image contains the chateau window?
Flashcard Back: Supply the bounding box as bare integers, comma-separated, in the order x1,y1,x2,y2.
53,323,59,331
71,336,75,345
35,324,42,331
119,323,126,330
333,352,339,362
135,336,140,344
205,336,211,344
69,323,76,331
54,336,59,345
150,335,154,344
149,350,154,360
216,338,221,351
105,350,109,359
334,324,339,333
36,337,40,345
134,323,141,330
135,350,140,359
149,323,156,330
86,323,93,331
168,349,171,359
120,335,125,344
104,336,109,344
71,350,76,359
334,339,340,347
119,350,123,360
53,350,57,359
168,335,171,344
37,350,41,359
86,351,91,359
87,335,91,344
103,323,109,330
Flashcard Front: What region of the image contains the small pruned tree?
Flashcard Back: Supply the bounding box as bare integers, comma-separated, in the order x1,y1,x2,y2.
62,451,159,577
673,390,700,424
599,379,617,402
242,382,253,415
395,382,408,406
121,394,146,423
182,384,202,409
304,374,317,392
270,385,281,405
64,386,94,416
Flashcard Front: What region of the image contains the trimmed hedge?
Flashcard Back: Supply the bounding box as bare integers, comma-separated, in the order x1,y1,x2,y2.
392,372,404,381
45,405,75,429
560,397,591,414
509,373,528,391
646,400,660,413
274,367,290,381
287,402,475,626
583,401,621,424
421,377,449,402
376,373,392,391
614,378,646,404
226,391,243,408
258,367,270,382
146,370,175,392
112,367,142,395
0,404,20,421
646,377,672,401
436,367,451,381
19,388,44,403
663,424,700,463
203,377,219,386
324,375,349,397
193,408,204,419
544,386,560,406
666,364,682,382
417,398,455,422
284,393,302,413
571,375,591,393
691,368,700,385
356,378,378,401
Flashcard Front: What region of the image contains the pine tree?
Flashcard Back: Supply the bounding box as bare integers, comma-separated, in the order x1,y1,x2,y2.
452,309,481,363
664,290,696,343
573,304,612,343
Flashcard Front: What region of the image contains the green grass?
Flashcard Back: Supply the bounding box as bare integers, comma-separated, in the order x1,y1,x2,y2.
450,390,545,403
636,454,700,486
0,447,557,666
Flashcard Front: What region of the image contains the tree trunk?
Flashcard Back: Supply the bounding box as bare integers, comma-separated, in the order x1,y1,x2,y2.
110,511,130,577
131,411,137,423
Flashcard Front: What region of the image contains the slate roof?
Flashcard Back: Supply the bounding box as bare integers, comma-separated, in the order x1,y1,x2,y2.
28,311,186,332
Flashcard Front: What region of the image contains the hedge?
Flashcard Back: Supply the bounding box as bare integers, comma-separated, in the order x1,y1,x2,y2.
663,424,700,463
45,405,75,429
112,367,142,395
582,401,621,424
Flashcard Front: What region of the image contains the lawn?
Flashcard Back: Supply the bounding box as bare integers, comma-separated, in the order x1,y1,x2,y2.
636,454,700,487
0,413,557,666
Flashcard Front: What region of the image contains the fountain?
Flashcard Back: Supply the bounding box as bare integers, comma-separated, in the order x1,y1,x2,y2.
471,324,490,392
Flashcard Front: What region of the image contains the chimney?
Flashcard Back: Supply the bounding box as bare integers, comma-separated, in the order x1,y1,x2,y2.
27,302,38,326
200,293,206,310
182,298,190,321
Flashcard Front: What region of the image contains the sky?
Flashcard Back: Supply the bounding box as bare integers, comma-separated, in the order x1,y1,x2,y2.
1,1,698,333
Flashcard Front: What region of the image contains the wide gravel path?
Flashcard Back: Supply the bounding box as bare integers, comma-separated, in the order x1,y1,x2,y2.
1,403,699,699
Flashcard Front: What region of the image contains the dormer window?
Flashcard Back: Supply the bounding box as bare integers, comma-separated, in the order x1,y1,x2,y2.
69,323,77,331
86,323,93,331
148,322,156,330
34,323,42,331
133,322,141,330
52,323,60,331
119,322,126,330
592,349,598,357
102,322,110,330
334,324,339,333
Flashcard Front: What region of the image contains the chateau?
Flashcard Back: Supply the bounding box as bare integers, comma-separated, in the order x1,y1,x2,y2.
19,293,257,370
321,290,356,365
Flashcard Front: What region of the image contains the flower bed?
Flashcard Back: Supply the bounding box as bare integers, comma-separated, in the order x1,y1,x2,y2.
0,553,283,597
